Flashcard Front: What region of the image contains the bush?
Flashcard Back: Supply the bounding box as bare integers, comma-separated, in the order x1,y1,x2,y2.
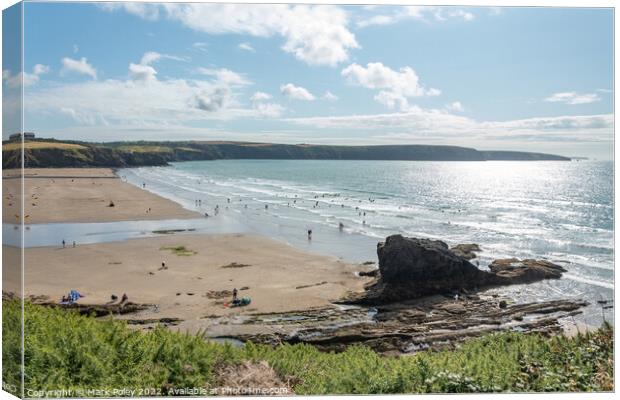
2,300,613,396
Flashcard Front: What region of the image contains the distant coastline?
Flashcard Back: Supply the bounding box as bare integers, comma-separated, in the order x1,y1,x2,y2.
2,138,571,169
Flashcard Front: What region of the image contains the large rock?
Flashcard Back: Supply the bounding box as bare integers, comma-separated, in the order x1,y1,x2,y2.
450,243,481,260
489,258,566,283
377,236,486,288
348,235,566,305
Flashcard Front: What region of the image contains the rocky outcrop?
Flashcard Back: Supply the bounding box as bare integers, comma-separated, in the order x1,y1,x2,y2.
38,301,154,317
348,235,567,305
489,258,566,282
450,243,481,260
230,296,587,355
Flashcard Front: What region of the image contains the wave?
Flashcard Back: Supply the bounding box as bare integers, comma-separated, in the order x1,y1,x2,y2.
562,273,614,290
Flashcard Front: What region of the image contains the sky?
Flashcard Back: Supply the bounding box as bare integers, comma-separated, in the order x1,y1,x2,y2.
2,2,614,159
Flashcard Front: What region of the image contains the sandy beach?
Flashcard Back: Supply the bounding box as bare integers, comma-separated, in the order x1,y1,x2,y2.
2,168,201,224
8,233,367,327
2,167,370,336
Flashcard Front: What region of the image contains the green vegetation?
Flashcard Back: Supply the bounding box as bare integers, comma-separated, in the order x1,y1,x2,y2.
115,145,174,153
2,141,87,151
2,138,571,169
2,300,612,396
160,245,198,256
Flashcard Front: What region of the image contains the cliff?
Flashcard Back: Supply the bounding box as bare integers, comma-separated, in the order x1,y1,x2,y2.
2,139,571,169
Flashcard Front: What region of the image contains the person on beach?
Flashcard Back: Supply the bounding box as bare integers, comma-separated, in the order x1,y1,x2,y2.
307,229,312,240
72,241,76,248
232,288,238,302
62,240,66,248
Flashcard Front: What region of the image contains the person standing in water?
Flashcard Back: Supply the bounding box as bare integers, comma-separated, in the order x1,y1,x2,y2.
307,229,312,240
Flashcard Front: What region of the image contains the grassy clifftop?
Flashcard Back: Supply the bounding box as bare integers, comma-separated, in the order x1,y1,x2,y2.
2,300,613,396
2,139,571,169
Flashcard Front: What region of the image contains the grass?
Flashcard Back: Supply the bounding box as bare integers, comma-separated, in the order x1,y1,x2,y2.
116,145,174,153
2,300,613,397
2,142,86,151
159,245,197,256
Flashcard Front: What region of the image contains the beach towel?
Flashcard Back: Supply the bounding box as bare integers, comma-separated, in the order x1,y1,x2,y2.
69,290,84,302
60,290,84,305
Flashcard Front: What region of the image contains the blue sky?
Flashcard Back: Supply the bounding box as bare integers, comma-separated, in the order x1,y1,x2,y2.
3,3,614,158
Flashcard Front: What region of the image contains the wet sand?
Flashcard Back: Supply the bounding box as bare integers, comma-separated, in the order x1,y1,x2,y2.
2,168,200,223
10,234,368,325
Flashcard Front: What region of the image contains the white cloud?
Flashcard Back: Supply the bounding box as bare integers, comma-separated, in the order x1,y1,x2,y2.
33,64,50,75
249,91,284,117
446,101,464,112
545,92,600,105
98,2,160,21
194,86,232,112
129,63,158,82
341,62,440,110
197,68,251,86
192,42,208,52
280,83,315,101
25,52,280,127
357,6,475,28
104,4,359,66
250,91,272,101
238,42,255,52
59,107,109,126
128,51,186,82
3,64,50,88
61,57,97,79
26,76,254,126
357,14,396,28
322,91,338,101
447,9,475,21
286,108,613,143
141,51,187,65
373,91,409,110
253,101,285,118
140,51,163,65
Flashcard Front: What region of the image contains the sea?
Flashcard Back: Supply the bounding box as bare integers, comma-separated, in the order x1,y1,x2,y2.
13,159,615,327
